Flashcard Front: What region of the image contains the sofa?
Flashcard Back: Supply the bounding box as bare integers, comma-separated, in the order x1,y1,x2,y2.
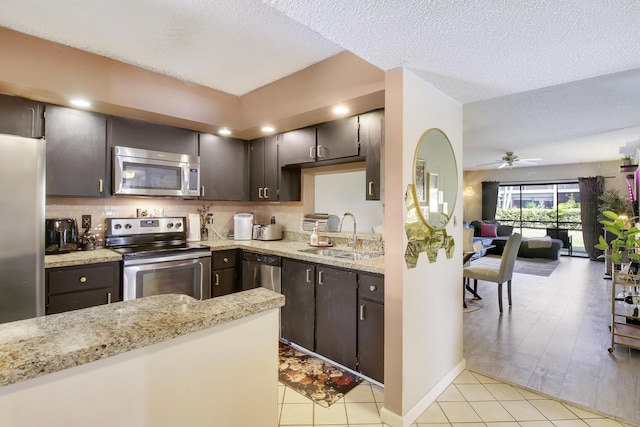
466,221,564,260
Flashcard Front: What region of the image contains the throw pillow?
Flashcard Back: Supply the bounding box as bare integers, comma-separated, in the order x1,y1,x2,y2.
481,223,498,237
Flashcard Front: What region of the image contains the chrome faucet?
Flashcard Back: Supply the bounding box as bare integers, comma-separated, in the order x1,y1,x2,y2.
339,212,358,250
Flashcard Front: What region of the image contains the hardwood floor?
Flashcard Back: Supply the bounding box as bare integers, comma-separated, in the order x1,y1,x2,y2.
463,256,640,426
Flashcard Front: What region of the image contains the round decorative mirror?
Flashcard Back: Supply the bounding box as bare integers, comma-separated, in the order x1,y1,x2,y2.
412,128,457,229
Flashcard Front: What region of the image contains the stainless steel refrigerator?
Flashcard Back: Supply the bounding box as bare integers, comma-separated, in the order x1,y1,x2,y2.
0,133,45,323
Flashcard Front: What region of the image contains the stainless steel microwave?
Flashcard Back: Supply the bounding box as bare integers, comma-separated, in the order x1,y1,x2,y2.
113,146,200,197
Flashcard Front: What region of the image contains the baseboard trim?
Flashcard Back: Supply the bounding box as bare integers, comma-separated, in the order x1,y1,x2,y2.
380,358,466,427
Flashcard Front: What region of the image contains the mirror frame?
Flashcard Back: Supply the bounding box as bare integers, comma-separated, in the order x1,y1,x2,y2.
411,128,458,230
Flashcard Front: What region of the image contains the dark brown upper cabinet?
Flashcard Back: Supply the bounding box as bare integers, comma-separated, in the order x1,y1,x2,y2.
45,105,108,197
199,133,249,201
360,109,384,201
107,116,198,155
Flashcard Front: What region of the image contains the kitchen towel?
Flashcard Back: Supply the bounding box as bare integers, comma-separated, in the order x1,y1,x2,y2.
187,214,201,241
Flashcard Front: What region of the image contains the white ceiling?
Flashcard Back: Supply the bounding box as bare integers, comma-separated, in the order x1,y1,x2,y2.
1,0,639,170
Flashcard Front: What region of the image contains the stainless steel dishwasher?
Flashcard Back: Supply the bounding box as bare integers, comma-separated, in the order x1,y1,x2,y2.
241,251,282,293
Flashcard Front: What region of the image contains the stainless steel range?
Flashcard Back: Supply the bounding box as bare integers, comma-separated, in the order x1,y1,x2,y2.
105,217,211,301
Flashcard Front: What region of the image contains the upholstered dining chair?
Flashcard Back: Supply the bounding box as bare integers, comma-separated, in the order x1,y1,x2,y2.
463,233,523,313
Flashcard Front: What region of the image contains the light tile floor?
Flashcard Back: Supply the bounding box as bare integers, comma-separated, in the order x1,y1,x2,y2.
278,370,632,426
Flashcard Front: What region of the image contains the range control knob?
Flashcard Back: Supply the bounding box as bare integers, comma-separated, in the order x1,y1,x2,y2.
167,222,174,229
114,224,122,230
175,222,182,229
124,224,132,230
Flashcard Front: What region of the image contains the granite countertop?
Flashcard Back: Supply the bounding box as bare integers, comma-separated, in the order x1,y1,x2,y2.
0,288,284,388
45,236,385,275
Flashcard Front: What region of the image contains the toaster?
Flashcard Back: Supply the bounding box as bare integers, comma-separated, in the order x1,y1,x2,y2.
252,224,283,241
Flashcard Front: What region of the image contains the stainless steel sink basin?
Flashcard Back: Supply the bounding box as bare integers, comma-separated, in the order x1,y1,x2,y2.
297,247,382,260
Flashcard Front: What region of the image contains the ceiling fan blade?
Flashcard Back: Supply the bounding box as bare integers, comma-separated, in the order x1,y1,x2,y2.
498,162,510,169
519,157,541,162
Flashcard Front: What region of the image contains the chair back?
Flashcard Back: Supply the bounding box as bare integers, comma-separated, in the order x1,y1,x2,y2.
497,233,523,283
463,227,475,253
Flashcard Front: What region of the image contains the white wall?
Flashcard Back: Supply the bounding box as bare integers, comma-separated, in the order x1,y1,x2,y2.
381,68,464,427
463,160,629,222
314,170,383,233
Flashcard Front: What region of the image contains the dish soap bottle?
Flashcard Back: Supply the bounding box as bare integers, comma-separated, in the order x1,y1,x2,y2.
310,226,319,246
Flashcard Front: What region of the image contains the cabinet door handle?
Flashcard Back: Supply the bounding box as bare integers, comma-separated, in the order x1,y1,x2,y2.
215,273,220,286
309,146,315,159
317,145,324,159
258,187,264,199
98,179,103,193
79,276,87,283
318,270,324,285
360,304,365,320
201,186,205,197
107,292,112,304
264,187,269,199
368,181,374,196
305,269,312,283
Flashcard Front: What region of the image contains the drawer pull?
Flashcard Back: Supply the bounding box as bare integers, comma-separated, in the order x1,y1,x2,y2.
79,276,87,283
360,304,365,320
215,273,220,286
223,257,229,263
107,292,112,304
370,285,377,292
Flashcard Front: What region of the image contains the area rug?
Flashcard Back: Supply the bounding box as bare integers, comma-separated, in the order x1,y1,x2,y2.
471,255,559,277
464,298,484,313
278,341,361,407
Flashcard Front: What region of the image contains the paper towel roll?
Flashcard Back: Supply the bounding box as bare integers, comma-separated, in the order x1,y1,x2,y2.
187,214,201,241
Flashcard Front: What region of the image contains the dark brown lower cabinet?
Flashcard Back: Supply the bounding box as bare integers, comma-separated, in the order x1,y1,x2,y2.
212,250,239,297
46,262,121,314
357,273,384,383
281,258,316,350
316,266,357,370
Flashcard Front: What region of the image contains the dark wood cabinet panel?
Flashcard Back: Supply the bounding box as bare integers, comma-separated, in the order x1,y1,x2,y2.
212,249,239,297
281,258,315,349
316,266,358,370
316,115,359,161
357,273,384,383
0,94,44,138
279,127,316,166
108,116,198,155
199,133,249,201
46,262,121,314
360,109,383,201
250,135,287,201
45,105,108,197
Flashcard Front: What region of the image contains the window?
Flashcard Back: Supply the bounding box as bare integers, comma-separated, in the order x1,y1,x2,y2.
496,182,582,254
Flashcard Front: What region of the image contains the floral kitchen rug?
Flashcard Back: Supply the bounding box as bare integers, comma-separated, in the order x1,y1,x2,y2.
278,341,361,407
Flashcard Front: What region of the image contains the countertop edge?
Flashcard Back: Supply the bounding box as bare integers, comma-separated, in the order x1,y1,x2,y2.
0,288,284,388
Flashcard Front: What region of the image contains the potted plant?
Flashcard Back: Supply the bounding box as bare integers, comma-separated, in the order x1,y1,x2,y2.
595,210,640,264
622,155,634,166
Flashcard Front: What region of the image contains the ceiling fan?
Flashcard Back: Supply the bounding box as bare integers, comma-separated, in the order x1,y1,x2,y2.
480,151,541,169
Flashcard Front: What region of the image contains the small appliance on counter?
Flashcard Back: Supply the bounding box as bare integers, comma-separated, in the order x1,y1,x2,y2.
45,218,79,254
233,213,254,241
252,223,283,241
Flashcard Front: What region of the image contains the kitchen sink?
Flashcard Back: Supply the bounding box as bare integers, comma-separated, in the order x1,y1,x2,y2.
297,247,382,260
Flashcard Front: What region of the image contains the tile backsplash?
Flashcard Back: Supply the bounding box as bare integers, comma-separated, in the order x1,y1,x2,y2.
46,197,305,241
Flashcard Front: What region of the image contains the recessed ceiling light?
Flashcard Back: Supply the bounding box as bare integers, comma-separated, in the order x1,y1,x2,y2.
262,126,275,133
219,128,232,135
333,106,349,114
70,99,91,108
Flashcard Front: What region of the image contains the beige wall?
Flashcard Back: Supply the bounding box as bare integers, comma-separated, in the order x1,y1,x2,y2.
463,160,629,222
381,68,464,427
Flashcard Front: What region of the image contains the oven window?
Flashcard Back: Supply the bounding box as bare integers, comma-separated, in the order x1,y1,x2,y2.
122,162,181,191
137,264,201,299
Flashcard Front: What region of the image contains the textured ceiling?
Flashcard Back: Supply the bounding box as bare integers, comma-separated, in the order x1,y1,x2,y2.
1,0,639,170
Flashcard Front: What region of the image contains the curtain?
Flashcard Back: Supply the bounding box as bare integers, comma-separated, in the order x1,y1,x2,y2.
481,181,500,220
578,176,604,261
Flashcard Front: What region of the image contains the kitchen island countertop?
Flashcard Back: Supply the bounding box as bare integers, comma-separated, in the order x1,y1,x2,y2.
0,287,284,388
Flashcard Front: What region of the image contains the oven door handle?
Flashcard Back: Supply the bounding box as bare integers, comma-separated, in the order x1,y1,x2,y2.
123,251,211,266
